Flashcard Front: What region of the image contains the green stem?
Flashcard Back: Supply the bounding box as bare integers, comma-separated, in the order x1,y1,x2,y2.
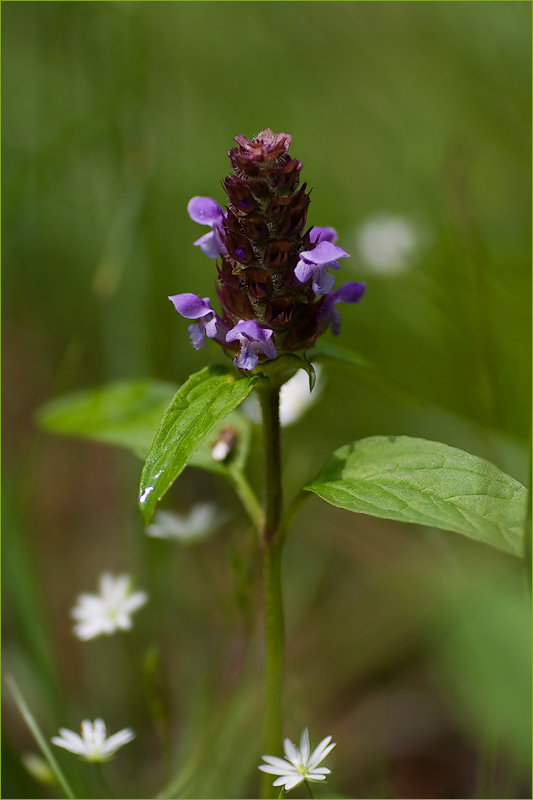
93,763,114,799
258,384,285,799
258,384,283,541
305,781,315,798
229,468,262,531
279,489,311,544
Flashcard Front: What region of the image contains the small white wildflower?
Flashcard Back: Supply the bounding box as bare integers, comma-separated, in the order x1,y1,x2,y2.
259,728,336,793
52,719,135,762
146,503,228,544
71,573,148,641
243,367,324,427
279,366,324,426
355,214,419,274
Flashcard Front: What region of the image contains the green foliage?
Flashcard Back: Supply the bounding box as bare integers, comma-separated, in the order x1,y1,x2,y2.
308,343,421,408
305,435,527,556
37,380,178,459
37,378,254,480
436,577,532,765
139,365,258,524
259,353,316,391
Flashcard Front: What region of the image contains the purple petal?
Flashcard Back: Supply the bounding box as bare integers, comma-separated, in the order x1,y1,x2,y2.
193,230,225,258
226,319,273,347
312,265,336,296
204,315,218,339
294,259,315,284
300,241,349,266
187,196,224,227
226,320,277,367
335,282,366,304
188,322,205,350
310,227,338,244
329,307,342,335
169,293,213,319
234,340,259,371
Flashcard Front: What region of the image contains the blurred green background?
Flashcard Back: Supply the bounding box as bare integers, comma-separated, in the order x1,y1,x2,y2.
2,2,531,799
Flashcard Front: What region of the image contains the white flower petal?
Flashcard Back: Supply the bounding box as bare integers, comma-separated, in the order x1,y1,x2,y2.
53,720,133,762
57,728,84,745
299,728,310,764
309,768,330,775
100,728,135,756
51,736,86,755
272,776,291,787
93,719,107,746
307,774,327,781
99,573,116,597
284,775,304,791
283,738,301,767
71,574,147,641
71,596,103,618
261,756,296,772
73,622,104,641
122,591,148,614
116,614,133,631
308,741,336,770
259,765,291,776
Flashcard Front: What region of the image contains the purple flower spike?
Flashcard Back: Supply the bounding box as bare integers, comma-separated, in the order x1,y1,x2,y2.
187,196,227,258
294,240,349,295
309,227,338,245
169,293,225,350
317,282,366,336
226,319,277,371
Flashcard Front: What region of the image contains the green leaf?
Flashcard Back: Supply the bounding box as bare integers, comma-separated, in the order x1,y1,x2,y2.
307,343,421,407
139,365,258,523
258,352,316,391
37,380,178,458
37,380,253,477
305,435,527,556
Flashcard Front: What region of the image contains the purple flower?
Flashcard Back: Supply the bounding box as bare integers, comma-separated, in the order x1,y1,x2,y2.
226,319,277,371
187,196,227,258
169,293,226,350
317,282,366,336
294,241,349,295
309,227,338,245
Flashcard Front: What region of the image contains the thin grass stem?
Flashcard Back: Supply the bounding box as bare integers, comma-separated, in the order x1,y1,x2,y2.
6,674,77,799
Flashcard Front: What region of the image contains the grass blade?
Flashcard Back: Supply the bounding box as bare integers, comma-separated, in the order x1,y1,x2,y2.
6,674,77,799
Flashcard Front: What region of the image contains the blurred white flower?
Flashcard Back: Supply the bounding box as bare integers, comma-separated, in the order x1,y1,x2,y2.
280,366,324,426
146,503,228,543
71,573,148,641
52,719,135,762
243,367,324,427
355,214,420,274
259,728,336,793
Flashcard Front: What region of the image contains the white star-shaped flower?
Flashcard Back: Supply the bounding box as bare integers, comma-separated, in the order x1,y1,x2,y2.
52,719,135,762
71,573,148,641
259,728,336,793
146,503,228,544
